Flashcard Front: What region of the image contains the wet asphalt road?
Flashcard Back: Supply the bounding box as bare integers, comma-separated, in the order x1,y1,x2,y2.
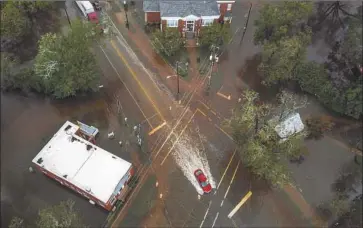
102,2,313,228
2,1,317,228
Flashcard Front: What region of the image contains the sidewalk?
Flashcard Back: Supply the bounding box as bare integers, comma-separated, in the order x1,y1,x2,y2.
107,4,198,101
106,2,331,227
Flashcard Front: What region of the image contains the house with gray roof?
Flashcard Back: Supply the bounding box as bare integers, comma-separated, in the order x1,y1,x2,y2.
143,0,235,35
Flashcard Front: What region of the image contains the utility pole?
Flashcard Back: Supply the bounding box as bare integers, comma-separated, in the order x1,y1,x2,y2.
208,46,219,91
176,61,180,100
123,1,129,29
208,56,213,89
240,3,252,45
63,3,71,26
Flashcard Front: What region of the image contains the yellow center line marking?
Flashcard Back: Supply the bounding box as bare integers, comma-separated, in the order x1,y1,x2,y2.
217,91,231,100
216,149,237,191
110,40,165,122
214,124,233,141
160,110,197,165
148,121,167,136
227,191,253,219
223,161,241,200
99,46,153,128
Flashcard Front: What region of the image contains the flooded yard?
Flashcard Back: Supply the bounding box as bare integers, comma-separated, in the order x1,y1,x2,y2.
0,88,145,227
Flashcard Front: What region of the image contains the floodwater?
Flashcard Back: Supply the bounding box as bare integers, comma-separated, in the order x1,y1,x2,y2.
0,82,144,227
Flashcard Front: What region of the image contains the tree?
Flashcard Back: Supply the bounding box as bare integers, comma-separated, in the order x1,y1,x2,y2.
36,200,86,228
315,2,361,33
151,28,184,57
225,89,270,146
0,2,29,39
9,217,25,228
198,23,231,49
1,52,17,85
34,19,101,98
335,9,362,71
226,89,307,188
275,89,308,121
1,52,41,92
12,1,53,14
258,31,312,85
295,61,362,119
254,2,313,44
306,115,335,140
344,86,362,119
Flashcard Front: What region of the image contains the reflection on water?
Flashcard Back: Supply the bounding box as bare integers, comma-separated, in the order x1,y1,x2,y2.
237,54,280,102
0,91,117,227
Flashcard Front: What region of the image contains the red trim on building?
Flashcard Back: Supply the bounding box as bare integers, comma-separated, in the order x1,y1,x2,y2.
146,12,161,23
35,163,133,211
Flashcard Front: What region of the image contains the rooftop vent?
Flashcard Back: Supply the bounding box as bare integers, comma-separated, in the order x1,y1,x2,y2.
37,158,43,164
65,125,72,131
63,174,68,179
86,144,92,151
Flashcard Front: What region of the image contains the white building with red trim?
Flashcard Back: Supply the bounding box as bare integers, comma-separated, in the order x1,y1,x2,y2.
32,121,134,211
143,0,235,34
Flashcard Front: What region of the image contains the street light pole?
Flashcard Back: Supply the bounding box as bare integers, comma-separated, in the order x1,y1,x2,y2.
123,1,129,29
208,48,219,91
176,61,180,99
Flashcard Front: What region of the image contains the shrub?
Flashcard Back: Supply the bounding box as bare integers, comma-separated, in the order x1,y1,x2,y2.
305,115,335,140
151,28,184,57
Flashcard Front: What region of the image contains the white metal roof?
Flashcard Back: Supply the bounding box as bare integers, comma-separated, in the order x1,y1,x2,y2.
32,121,132,203
274,113,304,139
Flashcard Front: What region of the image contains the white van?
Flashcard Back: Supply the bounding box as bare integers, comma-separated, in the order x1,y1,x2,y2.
75,1,98,23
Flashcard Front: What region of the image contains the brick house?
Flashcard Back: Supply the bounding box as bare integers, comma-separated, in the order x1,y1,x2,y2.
143,0,235,36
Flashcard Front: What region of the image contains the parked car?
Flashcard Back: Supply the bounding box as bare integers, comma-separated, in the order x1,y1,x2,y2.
75,1,99,23
194,169,212,194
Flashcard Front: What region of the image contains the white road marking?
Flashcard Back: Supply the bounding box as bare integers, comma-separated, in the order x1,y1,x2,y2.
217,91,231,100
220,199,224,207
224,186,231,199
199,201,212,228
212,212,219,228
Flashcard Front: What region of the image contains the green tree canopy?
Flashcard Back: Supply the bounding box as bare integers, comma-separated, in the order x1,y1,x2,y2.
36,200,86,228
9,216,25,228
226,89,307,188
258,30,312,85
198,23,231,49
34,19,101,98
340,10,362,69
295,61,362,119
0,2,29,39
8,200,86,228
12,1,53,14
151,28,184,57
254,2,313,44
